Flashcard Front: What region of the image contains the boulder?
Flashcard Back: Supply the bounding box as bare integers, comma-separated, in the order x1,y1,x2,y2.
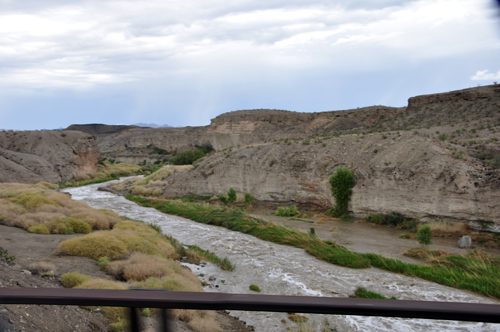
458,235,472,248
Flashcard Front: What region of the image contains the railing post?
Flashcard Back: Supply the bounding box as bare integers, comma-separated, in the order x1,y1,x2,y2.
129,307,140,332
161,309,172,332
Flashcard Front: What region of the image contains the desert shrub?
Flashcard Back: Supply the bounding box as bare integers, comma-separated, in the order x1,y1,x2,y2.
397,219,419,232
367,214,386,224
328,167,355,216
130,186,148,196
10,193,59,209
70,210,120,230
275,206,299,217
417,225,433,247
27,224,50,234
47,218,74,235
76,278,127,290
386,211,405,226
219,188,237,205
61,272,92,288
244,193,254,205
170,149,205,165
28,262,56,274
98,257,110,270
194,143,214,154
57,233,128,260
249,284,261,292
227,188,236,205
64,217,91,233
107,253,175,281
34,182,59,190
0,247,15,264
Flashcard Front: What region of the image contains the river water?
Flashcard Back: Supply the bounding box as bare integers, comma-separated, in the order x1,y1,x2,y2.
63,182,500,332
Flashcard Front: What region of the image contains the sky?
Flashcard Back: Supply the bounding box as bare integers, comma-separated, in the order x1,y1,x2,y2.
0,0,499,130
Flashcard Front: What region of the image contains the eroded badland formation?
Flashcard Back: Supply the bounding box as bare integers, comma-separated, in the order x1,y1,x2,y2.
2,84,500,224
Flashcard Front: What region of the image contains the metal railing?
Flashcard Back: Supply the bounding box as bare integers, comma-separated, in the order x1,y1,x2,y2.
1,288,500,331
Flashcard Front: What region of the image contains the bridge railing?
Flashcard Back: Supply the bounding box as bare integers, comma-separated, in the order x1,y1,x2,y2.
1,288,500,331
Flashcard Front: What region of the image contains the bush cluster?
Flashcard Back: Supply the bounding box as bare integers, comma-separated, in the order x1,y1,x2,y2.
170,149,205,165
219,188,236,205
275,206,299,217
328,167,355,216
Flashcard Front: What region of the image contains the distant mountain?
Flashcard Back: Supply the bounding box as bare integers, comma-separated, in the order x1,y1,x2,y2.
132,123,172,128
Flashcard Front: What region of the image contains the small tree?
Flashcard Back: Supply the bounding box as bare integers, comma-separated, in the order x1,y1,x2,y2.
328,167,355,216
416,224,433,247
227,188,237,205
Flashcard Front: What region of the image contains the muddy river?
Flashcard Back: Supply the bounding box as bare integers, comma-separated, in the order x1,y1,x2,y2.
63,182,500,332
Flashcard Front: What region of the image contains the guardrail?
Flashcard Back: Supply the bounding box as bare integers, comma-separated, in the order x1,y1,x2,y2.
1,288,500,331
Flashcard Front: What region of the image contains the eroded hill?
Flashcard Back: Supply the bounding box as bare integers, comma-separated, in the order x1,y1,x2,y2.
0,130,99,184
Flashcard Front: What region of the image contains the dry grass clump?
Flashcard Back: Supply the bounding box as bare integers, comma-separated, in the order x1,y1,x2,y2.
10,193,59,209
171,309,219,332
70,209,121,230
28,261,56,274
76,278,127,290
429,221,472,237
56,232,129,260
56,220,178,260
27,224,50,234
107,253,174,281
34,182,59,190
61,272,92,288
11,211,65,229
0,183,121,234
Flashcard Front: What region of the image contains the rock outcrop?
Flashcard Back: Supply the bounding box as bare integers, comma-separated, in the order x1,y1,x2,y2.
0,130,99,184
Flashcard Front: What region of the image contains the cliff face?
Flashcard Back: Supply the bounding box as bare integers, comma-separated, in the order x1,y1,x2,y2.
161,132,500,222
0,130,99,184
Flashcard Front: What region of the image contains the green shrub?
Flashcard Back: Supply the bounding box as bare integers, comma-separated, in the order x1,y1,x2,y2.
64,217,92,234
61,272,92,288
397,219,419,232
219,188,237,205
244,193,254,205
218,195,228,205
10,193,58,209
170,149,205,165
275,206,299,217
340,214,353,223
417,225,433,247
328,167,354,216
249,284,261,292
386,211,405,226
27,224,50,235
0,246,15,264
367,213,386,224
141,308,151,317
309,227,315,236
98,257,110,270
227,188,236,205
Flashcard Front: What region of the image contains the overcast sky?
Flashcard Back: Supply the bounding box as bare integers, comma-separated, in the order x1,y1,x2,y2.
1,0,499,130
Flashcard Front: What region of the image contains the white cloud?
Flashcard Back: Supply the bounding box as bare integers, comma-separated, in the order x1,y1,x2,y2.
471,69,500,81
0,0,498,90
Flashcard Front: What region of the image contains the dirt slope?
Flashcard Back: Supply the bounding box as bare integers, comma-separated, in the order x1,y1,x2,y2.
0,130,99,184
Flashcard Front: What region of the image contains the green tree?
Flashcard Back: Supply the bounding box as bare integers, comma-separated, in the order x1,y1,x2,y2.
416,224,433,247
227,188,237,205
170,149,205,165
244,193,254,205
328,167,355,216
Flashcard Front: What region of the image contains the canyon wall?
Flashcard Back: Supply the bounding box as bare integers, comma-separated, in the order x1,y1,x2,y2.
0,130,99,184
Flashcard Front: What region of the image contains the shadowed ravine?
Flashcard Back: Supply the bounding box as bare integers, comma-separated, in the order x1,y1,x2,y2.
63,181,500,332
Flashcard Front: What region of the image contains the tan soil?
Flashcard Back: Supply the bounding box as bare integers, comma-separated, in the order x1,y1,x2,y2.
0,225,254,332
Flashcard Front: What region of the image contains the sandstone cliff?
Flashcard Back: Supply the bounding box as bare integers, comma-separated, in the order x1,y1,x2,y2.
0,130,99,184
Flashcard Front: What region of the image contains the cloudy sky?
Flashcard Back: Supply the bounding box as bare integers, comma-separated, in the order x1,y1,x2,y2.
1,0,499,130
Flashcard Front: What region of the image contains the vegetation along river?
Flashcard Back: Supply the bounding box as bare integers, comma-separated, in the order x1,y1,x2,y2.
63,181,500,332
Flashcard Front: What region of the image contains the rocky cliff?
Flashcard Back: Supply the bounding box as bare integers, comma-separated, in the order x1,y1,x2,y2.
0,130,99,184
123,84,500,223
